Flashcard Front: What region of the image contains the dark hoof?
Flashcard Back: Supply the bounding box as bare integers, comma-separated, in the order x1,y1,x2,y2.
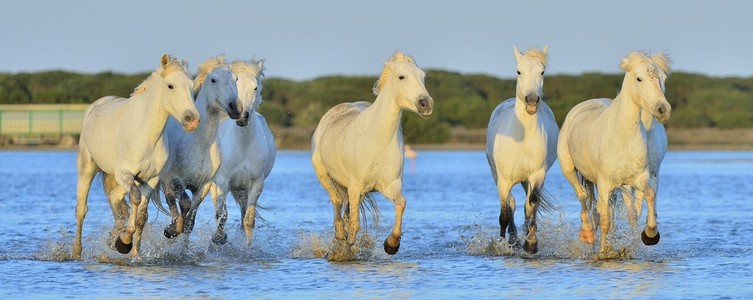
383,239,400,255
212,233,228,245
523,240,538,254
164,225,179,239
115,237,133,254
641,230,660,246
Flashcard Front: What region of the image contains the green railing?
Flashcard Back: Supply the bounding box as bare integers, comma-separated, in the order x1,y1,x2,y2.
0,104,89,136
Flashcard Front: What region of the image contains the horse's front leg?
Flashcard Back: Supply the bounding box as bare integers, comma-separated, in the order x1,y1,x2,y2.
185,183,211,234
496,180,517,245
522,177,545,254
163,179,186,238
381,180,406,255
210,182,229,245
242,180,265,244
641,186,660,245
106,184,128,250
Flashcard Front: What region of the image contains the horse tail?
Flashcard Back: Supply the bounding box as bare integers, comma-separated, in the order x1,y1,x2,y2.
534,186,557,217
151,185,170,215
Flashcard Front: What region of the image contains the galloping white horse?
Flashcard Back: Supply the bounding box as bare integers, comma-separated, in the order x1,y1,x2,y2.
209,59,276,245
311,51,434,259
486,46,558,254
157,56,242,239
74,54,199,259
557,51,671,258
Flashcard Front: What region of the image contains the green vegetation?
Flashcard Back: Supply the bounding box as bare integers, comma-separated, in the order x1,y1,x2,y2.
1,70,751,143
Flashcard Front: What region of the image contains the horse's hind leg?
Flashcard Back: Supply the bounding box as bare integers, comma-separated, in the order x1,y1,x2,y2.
595,181,618,258
114,173,141,255
561,160,594,243
313,158,346,241
496,180,517,245
74,146,98,259
210,183,229,245
130,180,154,259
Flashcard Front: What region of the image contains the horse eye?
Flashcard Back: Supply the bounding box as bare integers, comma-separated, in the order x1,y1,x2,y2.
541,71,545,75
398,75,405,80
211,78,217,83
254,87,258,91
517,71,521,75
168,84,174,89
637,77,643,82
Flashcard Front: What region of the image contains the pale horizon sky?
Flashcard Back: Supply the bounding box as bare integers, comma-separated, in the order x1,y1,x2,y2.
2,0,752,80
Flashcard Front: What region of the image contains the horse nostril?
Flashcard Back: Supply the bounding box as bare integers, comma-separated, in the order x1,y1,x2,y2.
658,106,665,115
183,115,195,124
418,98,428,108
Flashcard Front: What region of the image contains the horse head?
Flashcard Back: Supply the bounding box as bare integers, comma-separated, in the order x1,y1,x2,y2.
230,59,265,127
373,51,433,118
195,55,243,120
157,53,200,132
620,51,672,123
514,46,548,115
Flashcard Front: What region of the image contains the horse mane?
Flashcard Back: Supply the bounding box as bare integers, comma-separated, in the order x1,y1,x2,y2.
523,47,548,67
373,51,417,96
193,55,228,96
230,59,265,81
131,55,190,97
619,51,672,75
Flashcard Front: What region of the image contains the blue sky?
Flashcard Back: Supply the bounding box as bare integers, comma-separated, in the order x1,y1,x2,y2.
2,0,751,80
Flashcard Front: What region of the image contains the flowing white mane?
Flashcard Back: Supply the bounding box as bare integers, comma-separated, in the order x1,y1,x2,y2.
522,47,548,67
373,51,417,95
619,51,672,75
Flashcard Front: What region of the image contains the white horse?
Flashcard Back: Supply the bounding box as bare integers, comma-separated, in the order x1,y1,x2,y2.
557,51,671,258
74,54,199,259
156,55,242,239
485,46,558,254
209,59,276,245
311,51,433,259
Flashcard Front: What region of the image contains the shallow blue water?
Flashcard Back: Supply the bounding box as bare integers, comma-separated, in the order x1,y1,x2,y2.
0,150,751,298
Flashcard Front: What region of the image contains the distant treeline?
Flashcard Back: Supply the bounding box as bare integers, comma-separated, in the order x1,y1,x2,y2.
1,70,751,143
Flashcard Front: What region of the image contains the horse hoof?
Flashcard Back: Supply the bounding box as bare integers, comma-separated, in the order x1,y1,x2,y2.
641,230,660,246
383,239,400,255
164,226,179,239
212,233,228,245
115,237,133,254
580,229,596,244
523,240,538,254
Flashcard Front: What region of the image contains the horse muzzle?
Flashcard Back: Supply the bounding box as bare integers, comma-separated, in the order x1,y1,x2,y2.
181,112,200,132
235,111,250,127
525,94,540,115
416,95,434,118
654,103,671,123
226,99,243,120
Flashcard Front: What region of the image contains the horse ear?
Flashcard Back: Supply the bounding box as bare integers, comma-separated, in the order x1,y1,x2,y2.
619,56,632,72
513,47,523,62
542,45,549,55
161,53,170,68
